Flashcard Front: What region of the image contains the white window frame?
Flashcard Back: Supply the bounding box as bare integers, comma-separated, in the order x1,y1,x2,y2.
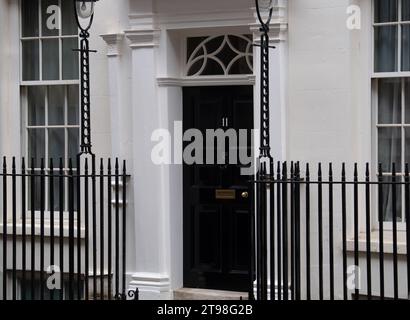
179,28,256,83
19,0,80,218
21,85,80,213
184,34,254,77
372,0,410,229
19,0,80,85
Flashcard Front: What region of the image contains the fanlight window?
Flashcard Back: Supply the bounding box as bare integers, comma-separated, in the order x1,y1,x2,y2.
186,35,253,76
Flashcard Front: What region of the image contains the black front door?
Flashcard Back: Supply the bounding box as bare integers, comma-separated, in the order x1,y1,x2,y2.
183,86,254,292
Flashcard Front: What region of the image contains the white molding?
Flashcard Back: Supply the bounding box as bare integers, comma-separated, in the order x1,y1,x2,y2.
0,222,86,238
20,80,80,86
157,75,256,87
124,29,160,49
346,231,408,255
371,72,410,78
100,33,125,57
130,9,253,30
129,272,172,300
128,13,157,30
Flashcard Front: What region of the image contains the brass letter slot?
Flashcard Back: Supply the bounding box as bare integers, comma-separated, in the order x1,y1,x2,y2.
215,189,236,200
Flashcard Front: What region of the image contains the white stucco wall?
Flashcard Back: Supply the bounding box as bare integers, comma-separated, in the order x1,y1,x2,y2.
288,0,354,164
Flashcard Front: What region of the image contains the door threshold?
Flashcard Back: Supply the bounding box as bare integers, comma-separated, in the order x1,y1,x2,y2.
174,288,247,300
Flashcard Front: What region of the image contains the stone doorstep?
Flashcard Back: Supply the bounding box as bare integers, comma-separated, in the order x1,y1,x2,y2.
173,288,247,300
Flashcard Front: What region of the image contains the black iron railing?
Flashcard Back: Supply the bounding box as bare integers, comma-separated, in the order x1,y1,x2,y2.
252,161,410,300
0,157,135,300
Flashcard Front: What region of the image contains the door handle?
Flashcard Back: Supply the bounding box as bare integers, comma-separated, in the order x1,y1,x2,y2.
241,191,249,199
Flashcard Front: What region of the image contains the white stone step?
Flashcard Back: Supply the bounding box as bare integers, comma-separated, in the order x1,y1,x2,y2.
173,288,247,300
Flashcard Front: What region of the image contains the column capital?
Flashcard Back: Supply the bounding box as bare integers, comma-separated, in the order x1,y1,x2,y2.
124,29,160,49
250,0,288,43
101,33,125,57
250,22,288,43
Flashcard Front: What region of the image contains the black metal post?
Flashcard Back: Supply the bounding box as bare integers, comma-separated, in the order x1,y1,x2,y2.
253,0,276,301
73,0,98,155
73,1,98,301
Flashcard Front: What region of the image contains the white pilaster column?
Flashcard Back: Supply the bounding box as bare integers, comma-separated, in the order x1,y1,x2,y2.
100,33,128,158
0,0,7,156
0,0,20,158
125,28,171,300
101,33,137,294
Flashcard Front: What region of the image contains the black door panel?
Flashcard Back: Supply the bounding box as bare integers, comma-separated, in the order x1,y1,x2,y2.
183,86,253,292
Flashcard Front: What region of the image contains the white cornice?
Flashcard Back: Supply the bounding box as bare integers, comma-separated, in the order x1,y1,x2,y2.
157,75,256,87
100,33,124,57
129,9,253,30
127,6,288,41
124,29,160,49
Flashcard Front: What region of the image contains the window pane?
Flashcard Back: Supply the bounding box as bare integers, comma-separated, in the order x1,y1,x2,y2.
378,127,401,172
374,26,398,72
21,0,39,37
62,0,77,35
28,173,42,211
229,57,253,75
42,0,59,37
403,0,410,21
374,0,398,23
67,85,79,125
381,177,402,221
42,39,60,80
405,128,410,166
48,86,65,125
68,128,79,162
402,25,410,71
22,40,40,81
28,129,45,162
202,59,225,75
406,79,410,122
62,38,79,80
27,86,45,126
49,128,65,164
51,170,64,211
378,78,401,124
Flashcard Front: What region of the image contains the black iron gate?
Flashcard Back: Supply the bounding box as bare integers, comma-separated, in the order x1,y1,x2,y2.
252,161,410,301
0,156,135,300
